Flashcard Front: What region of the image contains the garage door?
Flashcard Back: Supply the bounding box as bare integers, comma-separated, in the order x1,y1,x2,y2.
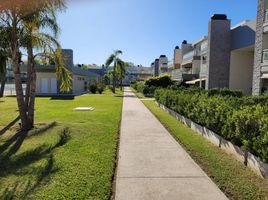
41,78,49,93
51,78,57,94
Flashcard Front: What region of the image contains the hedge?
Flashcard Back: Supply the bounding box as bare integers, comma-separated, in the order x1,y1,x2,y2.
155,88,268,162
144,75,173,88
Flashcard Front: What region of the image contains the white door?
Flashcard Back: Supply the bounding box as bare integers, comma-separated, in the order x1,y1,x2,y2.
41,78,49,93
51,78,57,94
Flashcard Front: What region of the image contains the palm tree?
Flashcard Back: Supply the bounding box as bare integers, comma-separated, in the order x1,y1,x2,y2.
116,59,129,91
0,27,11,97
0,52,8,98
21,1,71,128
0,0,71,131
105,50,122,93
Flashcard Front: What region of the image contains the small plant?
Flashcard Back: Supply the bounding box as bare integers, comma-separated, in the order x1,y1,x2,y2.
97,83,105,94
89,84,97,94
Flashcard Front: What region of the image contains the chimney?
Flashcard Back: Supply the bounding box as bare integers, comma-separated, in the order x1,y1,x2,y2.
206,14,231,89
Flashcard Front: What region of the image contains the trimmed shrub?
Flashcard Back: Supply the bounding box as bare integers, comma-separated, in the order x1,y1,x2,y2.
208,88,243,98
144,75,173,88
136,82,156,96
154,88,268,162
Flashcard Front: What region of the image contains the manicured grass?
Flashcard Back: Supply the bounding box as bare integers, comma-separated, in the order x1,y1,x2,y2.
0,89,123,200
143,100,268,200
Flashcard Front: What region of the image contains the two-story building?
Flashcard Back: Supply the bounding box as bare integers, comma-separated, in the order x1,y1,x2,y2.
171,15,256,95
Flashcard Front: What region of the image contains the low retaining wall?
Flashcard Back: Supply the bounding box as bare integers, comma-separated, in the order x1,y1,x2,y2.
157,102,268,179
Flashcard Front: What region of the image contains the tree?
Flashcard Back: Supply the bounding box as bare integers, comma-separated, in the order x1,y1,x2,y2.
105,50,122,93
0,0,71,131
0,26,11,97
116,59,129,91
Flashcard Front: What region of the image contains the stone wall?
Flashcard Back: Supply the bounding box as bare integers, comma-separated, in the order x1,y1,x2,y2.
206,16,231,89
252,0,265,95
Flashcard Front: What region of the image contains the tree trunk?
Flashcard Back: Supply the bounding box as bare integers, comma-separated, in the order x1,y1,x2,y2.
11,15,30,131
112,60,116,93
0,76,6,98
27,44,36,128
0,57,7,98
120,70,123,91
25,45,32,109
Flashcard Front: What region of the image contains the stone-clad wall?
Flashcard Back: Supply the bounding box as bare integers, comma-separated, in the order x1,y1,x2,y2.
253,0,265,95
206,17,231,89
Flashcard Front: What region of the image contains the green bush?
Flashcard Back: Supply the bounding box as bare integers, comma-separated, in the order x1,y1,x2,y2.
97,83,105,94
89,84,97,94
155,88,268,162
136,82,156,96
144,75,173,88
208,88,243,98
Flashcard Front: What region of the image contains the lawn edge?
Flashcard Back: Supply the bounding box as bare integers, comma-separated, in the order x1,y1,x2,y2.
110,90,124,200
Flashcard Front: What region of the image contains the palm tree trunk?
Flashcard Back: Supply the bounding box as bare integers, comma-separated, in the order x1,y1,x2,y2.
11,15,30,131
120,70,123,91
25,46,32,108
27,44,36,128
0,76,6,98
113,59,116,93
0,57,7,98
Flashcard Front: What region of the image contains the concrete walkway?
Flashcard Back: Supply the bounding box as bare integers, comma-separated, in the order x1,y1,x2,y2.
115,88,228,200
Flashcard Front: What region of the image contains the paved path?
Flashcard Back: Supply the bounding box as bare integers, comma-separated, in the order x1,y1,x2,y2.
115,88,228,200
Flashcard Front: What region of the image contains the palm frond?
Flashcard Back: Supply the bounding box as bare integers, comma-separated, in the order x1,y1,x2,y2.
105,54,115,66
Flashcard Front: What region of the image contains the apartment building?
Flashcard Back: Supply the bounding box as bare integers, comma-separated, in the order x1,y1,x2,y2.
253,0,268,95
151,55,169,76
171,14,256,95
123,66,152,85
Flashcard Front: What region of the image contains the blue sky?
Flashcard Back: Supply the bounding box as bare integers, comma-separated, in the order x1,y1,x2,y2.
58,0,257,66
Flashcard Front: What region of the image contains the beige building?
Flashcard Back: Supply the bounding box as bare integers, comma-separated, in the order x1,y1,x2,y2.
7,49,101,96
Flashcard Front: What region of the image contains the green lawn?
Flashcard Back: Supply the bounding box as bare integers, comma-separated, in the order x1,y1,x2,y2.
0,90,123,200
143,100,268,200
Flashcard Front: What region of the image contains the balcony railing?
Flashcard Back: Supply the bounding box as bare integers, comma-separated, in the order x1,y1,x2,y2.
182,51,194,62
263,49,268,63
265,9,268,22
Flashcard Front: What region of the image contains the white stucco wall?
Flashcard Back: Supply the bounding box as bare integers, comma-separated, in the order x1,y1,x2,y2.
36,72,57,94
229,50,254,95
72,75,87,95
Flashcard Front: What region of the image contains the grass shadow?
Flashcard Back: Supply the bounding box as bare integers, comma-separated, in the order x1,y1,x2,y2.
0,116,20,136
27,122,57,139
0,154,57,200
0,130,27,159
0,128,70,199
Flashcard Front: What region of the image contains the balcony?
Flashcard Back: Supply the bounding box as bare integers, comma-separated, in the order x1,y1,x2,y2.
200,41,208,52
261,49,268,72
263,10,268,33
182,51,194,62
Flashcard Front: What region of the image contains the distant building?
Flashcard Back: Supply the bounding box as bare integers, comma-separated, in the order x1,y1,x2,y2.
7,49,101,96
173,46,182,69
123,66,152,85
151,55,170,76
